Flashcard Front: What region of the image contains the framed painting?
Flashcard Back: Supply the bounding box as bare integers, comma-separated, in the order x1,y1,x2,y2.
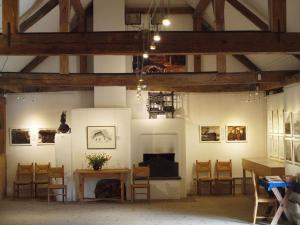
292,112,300,137
267,111,273,134
226,126,247,142
199,126,220,142
278,109,284,134
278,135,285,160
284,112,292,136
38,129,56,145
87,126,116,149
294,140,300,165
125,13,141,25
10,128,31,145
284,138,293,163
272,135,279,158
272,110,279,134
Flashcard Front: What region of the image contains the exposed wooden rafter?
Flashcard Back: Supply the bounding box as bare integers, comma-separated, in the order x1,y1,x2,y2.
268,0,286,32
232,54,260,71
21,56,48,73
226,0,269,31
59,0,70,74
2,0,19,34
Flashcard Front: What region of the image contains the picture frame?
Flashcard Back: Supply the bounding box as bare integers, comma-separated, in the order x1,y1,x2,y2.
125,12,141,25
284,138,293,163
278,135,285,160
294,140,300,165
284,112,292,136
199,126,221,143
267,111,273,134
87,126,116,149
272,135,279,158
226,126,247,142
37,129,57,145
292,112,300,138
272,110,279,134
9,128,31,146
278,109,284,134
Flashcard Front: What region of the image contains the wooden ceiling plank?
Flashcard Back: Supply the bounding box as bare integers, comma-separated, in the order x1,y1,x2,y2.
226,0,269,31
268,0,286,32
59,0,70,75
19,0,59,33
2,0,19,34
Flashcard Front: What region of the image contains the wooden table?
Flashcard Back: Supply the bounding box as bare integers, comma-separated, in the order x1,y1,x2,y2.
242,158,285,194
74,168,130,202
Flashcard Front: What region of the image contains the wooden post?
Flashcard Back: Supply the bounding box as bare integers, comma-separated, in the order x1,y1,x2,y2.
2,0,19,34
59,0,70,74
268,0,286,32
0,97,6,199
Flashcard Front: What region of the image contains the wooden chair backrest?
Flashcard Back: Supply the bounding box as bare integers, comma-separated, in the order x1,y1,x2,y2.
132,165,150,184
251,170,258,200
17,163,33,181
196,160,212,178
35,163,50,180
215,160,232,178
48,165,64,184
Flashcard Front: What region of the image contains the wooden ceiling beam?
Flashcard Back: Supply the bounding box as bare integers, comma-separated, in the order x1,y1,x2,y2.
1,31,300,55
21,56,48,73
125,7,194,14
226,0,269,31
232,54,260,71
268,0,286,32
19,0,59,32
59,0,70,74
2,0,19,34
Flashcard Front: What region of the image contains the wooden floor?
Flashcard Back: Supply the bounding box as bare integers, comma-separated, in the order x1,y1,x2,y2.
0,195,290,225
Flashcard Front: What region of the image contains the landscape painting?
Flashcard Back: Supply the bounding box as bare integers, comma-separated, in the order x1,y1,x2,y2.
87,126,116,149
10,128,31,145
200,126,220,142
293,112,300,137
38,129,56,145
226,126,247,142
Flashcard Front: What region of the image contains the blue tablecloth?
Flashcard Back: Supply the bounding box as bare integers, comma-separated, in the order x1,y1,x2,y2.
259,178,294,191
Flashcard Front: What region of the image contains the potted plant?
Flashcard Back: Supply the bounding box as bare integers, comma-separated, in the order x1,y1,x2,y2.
86,153,111,171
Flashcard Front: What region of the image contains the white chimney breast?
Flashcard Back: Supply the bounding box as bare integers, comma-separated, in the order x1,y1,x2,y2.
94,86,126,108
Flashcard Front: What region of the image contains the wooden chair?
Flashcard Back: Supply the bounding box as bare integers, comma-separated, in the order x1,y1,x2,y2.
131,165,150,202
47,165,67,203
13,163,34,198
34,162,50,198
195,160,214,195
215,160,235,195
251,171,277,224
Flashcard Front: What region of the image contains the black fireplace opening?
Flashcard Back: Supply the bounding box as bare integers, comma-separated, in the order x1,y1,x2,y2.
139,153,180,180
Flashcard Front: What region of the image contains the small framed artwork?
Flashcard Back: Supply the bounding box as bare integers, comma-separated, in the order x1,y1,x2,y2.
284,138,293,163
199,126,220,142
267,135,273,157
278,135,285,160
267,111,273,134
278,110,284,134
292,112,300,138
272,110,279,134
226,126,247,142
38,129,56,145
87,126,116,149
10,128,31,145
272,135,279,158
125,13,141,25
284,112,292,136
294,140,300,165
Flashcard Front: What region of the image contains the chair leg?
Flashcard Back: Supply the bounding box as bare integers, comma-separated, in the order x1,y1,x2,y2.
48,188,50,203
65,187,67,202
147,187,150,202
232,180,235,196
62,188,65,203
131,187,134,202
199,181,202,195
253,201,258,224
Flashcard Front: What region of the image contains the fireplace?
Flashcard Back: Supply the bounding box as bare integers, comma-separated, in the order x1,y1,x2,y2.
138,153,180,179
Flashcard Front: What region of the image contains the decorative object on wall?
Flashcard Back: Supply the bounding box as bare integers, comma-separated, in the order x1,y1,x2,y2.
125,12,141,25
147,91,175,119
57,111,71,133
284,138,293,162
9,128,31,145
37,129,56,145
272,135,279,158
86,153,111,170
226,126,247,142
267,111,273,134
278,136,285,160
284,112,292,136
272,110,279,134
292,112,300,137
87,126,116,149
200,126,220,142
294,141,300,165
278,110,284,134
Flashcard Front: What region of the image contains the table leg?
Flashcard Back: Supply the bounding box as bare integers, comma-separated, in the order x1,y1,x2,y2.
271,188,293,225
79,174,84,202
242,169,246,194
120,174,124,202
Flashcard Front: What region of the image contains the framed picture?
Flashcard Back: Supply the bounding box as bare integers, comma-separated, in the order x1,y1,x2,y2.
294,140,300,165
284,138,293,162
292,112,300,137
9,128,31,145
199,126,220,142
125,13,141,25
267,111,273,134
278,135,285,160
226,126,247,142
272,135,279,158
38,129,56,145
272,110,279,134
278,110,284,134
267,135,273,157
87,126,116,149
284,112,292,136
